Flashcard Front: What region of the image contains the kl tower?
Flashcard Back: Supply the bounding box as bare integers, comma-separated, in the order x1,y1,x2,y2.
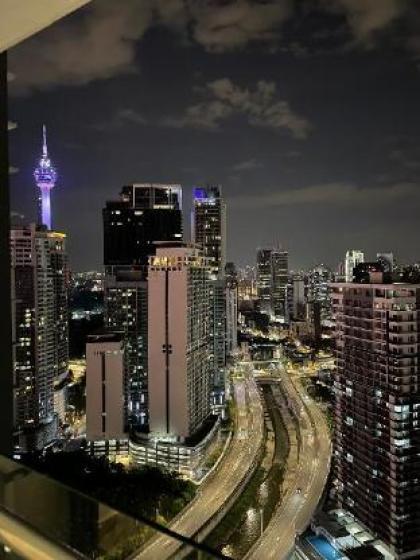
34,125,57,230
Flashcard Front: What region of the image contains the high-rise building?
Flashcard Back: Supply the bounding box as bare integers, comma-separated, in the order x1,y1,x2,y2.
257,249,273,315
191,186,227,406
191,186,226,279
345,249,364,282
86,333,127,456
225,262,238,356
148,245,211,440
272,249,289,317
103,184,183,431
11,224,68,451
377,252,394,274
307,264,333,321
34,125,57,230
256,248,288,317
103,183,182,267
286,274,305,321
331,276,420,557
104,270,148,429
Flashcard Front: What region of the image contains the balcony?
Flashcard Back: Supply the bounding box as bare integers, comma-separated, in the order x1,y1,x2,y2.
0,455,223,559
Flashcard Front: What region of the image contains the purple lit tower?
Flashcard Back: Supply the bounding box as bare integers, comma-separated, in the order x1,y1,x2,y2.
34,125,57,230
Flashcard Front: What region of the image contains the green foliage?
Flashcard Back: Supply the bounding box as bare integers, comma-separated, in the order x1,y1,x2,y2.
22,451,196,522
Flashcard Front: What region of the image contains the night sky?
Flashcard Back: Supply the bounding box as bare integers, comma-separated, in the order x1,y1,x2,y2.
8,0,420,271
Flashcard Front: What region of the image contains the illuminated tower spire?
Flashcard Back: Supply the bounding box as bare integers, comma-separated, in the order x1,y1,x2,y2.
34,125,57,230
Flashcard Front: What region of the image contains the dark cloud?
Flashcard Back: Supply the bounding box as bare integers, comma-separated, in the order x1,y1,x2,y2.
323,0,404,44
233,181,420,208
232,158,262,171
10,0,153,94
9,0,420,96
188,0,292,52
162,78,311,138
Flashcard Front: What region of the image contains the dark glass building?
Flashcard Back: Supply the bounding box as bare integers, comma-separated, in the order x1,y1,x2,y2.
103,183,183,267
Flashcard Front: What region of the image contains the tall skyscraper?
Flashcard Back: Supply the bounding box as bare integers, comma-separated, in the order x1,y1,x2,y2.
307,264,333,321
103,184,183,431
331,275,420,557
345,249,364,282
34,125,57,230
256,248,288,317
286,274,305,321
148,245,211,440
257,249,273,315
225,262,238,356
191,186,226,279
103,183,183,267
11,224,68,451
192,186,227,400
272,249,288,317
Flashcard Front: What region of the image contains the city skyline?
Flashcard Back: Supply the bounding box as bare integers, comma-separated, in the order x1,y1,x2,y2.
8,0,420,271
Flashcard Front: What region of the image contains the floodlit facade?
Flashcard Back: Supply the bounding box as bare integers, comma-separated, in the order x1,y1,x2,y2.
345,249,364,282
34,125,57,230
10,224,68,451
148,245,211,440
331,279,420,558
86,333,127,455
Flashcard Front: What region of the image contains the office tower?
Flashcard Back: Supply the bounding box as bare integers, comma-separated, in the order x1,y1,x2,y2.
287,274,305,321
86,333,127,456
103,184,183,431
345,249,364,282
307,264,333,321
105,270,148,428
225,262,238,356
103,183,182,267
191,186,227,406
148,245,211,440
191,186,226,279
331,276,420,558
272,249,288,317
34,125,57,230
377,252,394,274
11,224,68,451
257,249,273,315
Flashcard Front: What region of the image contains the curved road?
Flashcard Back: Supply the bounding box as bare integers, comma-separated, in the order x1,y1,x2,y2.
247,367,331,560
136,367,264,560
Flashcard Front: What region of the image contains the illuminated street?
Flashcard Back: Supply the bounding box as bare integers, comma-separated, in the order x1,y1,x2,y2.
247,364,331,560
136,366,264,560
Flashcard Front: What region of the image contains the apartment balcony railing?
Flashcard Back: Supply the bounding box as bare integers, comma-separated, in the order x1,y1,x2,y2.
0,454,225,560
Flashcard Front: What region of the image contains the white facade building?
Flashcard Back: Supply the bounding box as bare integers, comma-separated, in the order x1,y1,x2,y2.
345,250,364,282
148,245,211,441
86,333,126,446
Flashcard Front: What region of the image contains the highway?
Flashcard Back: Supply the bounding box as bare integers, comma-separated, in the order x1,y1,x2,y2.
136,367,264,560
247,366,331,560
